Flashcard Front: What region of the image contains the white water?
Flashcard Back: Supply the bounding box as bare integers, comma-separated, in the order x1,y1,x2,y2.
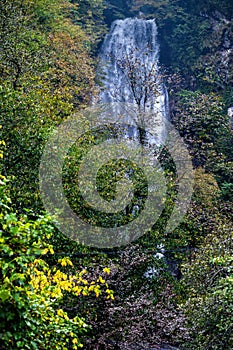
98,18,168,146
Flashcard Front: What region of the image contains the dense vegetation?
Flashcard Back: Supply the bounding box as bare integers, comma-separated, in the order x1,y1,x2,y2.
0,0,232,349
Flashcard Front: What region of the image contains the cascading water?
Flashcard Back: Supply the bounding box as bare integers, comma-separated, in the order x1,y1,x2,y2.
98,18,169,146
97,18,180,278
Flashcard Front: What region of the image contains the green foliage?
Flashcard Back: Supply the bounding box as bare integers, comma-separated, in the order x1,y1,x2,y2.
0,175,113,349
0,1,232,348
0,81,73,209
103,0,132,25
129,0,233,96
181,223,233,349
220,182,233,202
182,0,233,18
0,0,46,89
173,90,230,167
172,90,233,205
70,0,107,52
62,126,149,231
0,0,97,210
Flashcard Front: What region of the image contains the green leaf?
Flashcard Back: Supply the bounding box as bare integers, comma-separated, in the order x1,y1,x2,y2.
0,289,11,302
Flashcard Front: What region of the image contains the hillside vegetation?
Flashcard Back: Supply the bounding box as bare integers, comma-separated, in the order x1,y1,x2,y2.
0,0,232,349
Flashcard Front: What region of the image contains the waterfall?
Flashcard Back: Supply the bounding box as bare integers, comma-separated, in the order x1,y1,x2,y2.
96,18,177,270
97,18,168,146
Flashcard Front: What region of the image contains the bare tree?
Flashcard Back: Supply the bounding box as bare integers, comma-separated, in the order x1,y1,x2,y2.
104,46,166,146
116,46,161,113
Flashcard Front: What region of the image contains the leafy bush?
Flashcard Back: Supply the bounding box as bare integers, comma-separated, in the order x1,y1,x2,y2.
0,174,113,349
181,223,233,350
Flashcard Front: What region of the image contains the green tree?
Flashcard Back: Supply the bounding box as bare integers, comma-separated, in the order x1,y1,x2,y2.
172,90,230,168
0,171,113,349
70,0,107,52
181,222,233,349
0,0,96,209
